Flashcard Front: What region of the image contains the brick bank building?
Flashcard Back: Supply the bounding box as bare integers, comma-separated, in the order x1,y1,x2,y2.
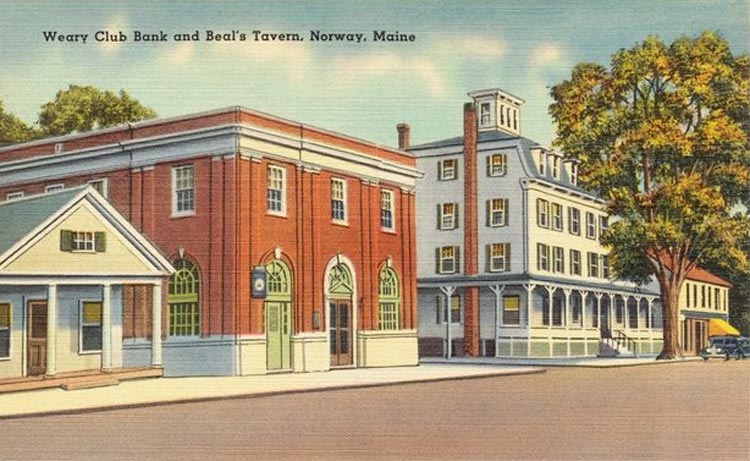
0,107,421,376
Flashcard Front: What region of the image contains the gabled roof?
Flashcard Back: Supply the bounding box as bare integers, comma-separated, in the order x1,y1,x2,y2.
0,188,83,256
0,186,173,274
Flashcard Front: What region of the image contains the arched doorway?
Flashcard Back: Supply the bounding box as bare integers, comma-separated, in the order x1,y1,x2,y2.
326,260,355,367
265,259,292,370
168,259,200,336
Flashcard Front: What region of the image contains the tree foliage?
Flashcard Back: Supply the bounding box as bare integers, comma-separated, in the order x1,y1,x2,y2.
0,100,38,145
38,85,157,136
550,31,750,359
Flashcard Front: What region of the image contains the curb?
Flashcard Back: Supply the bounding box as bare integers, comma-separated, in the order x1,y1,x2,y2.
1,367,545,420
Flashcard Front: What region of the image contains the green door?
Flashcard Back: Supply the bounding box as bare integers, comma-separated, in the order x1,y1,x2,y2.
266,301,291,370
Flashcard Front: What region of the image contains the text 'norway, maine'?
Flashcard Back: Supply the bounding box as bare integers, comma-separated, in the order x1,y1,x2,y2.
41,30,417,44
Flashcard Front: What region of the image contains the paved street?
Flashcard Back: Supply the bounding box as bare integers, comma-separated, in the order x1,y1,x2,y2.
2,360,749,461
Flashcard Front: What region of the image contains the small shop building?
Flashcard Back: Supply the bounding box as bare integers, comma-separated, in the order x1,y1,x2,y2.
0,186,173,381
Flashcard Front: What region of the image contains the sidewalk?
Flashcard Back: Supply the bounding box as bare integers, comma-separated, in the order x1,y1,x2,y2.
421,355,704,367
0,363,543,419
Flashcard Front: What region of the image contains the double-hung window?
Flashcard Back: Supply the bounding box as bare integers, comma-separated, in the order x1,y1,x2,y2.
172,165,195,216
585,212,596,239
438,295,462,323
502,295,520,325
0,303,10,359
267,165,286,215
487,154,507,177
537,199,549,228
569,208,581,235
570,249,581,275
72,231,95,252
538,152,546,175
480,103,491,126
587,252,599,277
437,246,459,274
601,255,610,279
439,203,458,230
488,198,508,227
537,243,550,271
551,203,563,231
551,156,560,179
380,190,395,231
80,301,102,353
438,159,457,181
553,246,564,273
331,178,347,223
599,216,609,236
489,243,510,272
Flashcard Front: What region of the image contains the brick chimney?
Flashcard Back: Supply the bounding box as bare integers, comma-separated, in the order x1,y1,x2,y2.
396,123,410,150
462,102,480,358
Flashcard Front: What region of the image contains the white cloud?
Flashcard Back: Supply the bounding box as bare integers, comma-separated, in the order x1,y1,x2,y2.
530,43,567,67
162,42,196,64
96,16,129,55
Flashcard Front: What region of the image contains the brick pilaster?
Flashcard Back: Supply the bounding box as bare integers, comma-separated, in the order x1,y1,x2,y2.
463,102,480,357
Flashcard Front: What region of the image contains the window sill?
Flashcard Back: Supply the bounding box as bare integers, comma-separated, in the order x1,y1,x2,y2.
0,356,10,361
381,227,397,234
266,211,288,219
332,220,349,227
78,350,101,356
171,211,196,219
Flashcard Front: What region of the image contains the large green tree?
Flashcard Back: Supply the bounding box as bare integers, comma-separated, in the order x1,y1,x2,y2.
0,100,38,145
550,31,750,359
38,85,157,136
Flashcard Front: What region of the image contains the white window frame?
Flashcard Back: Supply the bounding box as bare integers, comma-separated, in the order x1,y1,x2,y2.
537,199,549,228
45,184,64,193
569,208,581,235
487,154,507,177
79,300,102,354
71,231,95,252
490,243,510,272
551,203,563,231
440,203,458,230
489,198,508,227
537,243,549,271
0,301,11,360
5,191,24,201
439,246,458,274
601,254,610,279
588,252,599,277
266,165,286,216
570,249,581,275
380,189,395,231
172,165,195,217
585,212,596,239
479,102,491,126
570,163,578,185
331,178,347,224
439,159,458,181
553,246,564,273
551,156,560,179
87,178,109,198
599,216,609,236
538,152,546,175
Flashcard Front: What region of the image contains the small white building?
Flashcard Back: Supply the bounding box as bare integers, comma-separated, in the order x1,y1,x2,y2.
0,186,173,380
405,89,663,358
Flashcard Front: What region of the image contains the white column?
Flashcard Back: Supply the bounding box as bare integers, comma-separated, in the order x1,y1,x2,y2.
101,284,112,370
439,286,455,359
489,285,505,358
152,282,163,367
579,290,589,330
46,284,57,376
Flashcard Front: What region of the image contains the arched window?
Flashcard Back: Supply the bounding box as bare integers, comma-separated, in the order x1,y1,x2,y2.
266,259,292,298
328,263,354,297
378,267,400,330
168,259,200,336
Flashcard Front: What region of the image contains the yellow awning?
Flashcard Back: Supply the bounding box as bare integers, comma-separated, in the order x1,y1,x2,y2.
709,318,740,337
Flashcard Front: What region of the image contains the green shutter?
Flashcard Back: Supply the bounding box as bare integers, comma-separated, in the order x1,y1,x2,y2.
435,248,441,273
436,295,442,323
455,246,461,274
437,161,443,180
60,230,73,252
95,232,106,252
454,203,459,229
486,155,491,176
437,204,442,230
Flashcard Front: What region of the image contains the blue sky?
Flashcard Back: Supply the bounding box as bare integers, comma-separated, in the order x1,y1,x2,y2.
1,0,748,148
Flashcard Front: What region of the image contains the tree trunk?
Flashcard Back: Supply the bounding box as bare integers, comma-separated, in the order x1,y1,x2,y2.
657,284,682,360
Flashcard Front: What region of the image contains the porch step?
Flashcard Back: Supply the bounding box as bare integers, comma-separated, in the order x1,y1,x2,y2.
61,378,120,391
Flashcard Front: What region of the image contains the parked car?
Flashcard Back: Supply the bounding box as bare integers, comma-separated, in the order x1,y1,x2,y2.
700,336,749,360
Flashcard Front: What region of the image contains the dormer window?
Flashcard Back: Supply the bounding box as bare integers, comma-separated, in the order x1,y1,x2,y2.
551,156,560,179
538,152,546,176
570,163,578,185
480,103,491,126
